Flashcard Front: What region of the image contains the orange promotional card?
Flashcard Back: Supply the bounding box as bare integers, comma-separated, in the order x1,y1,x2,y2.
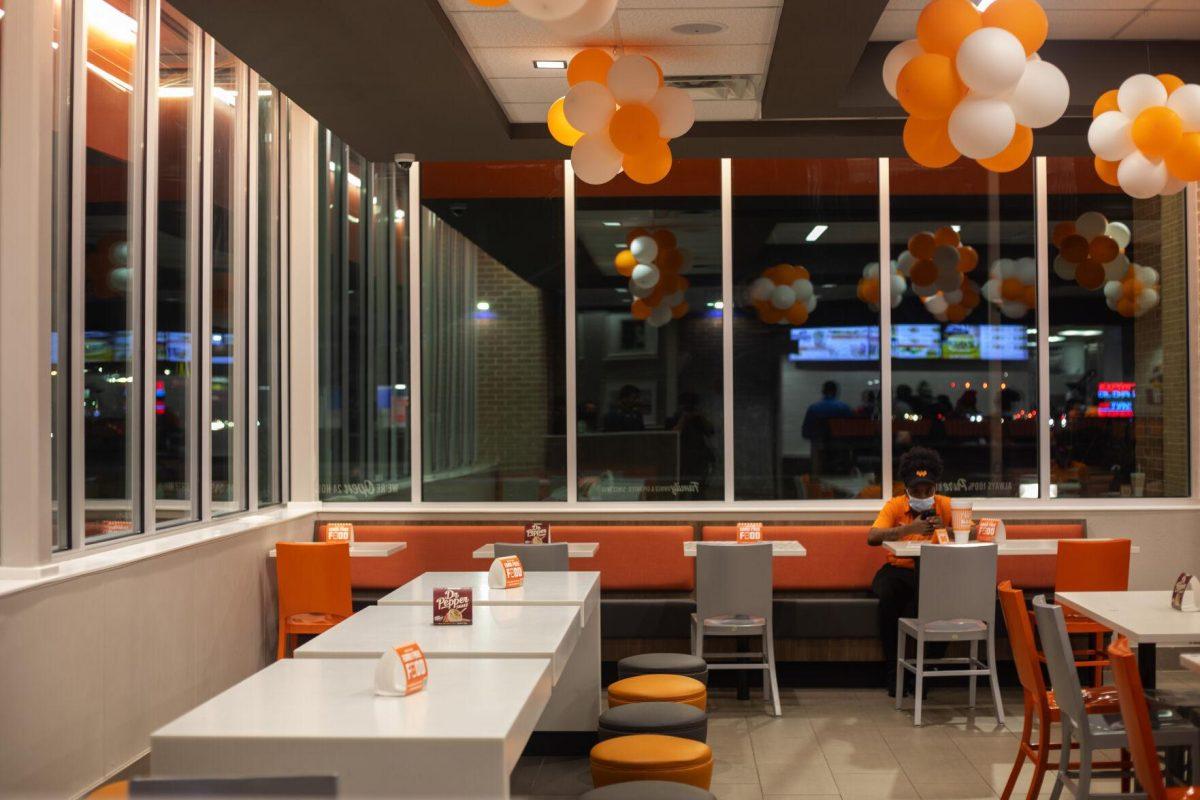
976,518,1001,542
499,555,524,587
395,642,428,695
326,522,354,543
736,522,763,543
933,529,950,544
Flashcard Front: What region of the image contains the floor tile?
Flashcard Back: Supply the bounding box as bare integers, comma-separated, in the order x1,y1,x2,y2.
832,771,920,799
757,759,840,795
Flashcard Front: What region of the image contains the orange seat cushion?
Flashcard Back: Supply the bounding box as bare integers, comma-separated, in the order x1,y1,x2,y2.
608,674,707,711
702,525,885,590
590,734,714,789
284,612,347,633
1001,524,1085,589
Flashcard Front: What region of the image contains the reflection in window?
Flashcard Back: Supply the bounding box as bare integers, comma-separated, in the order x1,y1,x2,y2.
420,162,566,501
256,79,281,506
733,159,882,500
1047,157,1189,497
889,159,1038,498
83,0,140,540
318,132,411,501
154,3,196,525
51,0,72,549
575,162,723,501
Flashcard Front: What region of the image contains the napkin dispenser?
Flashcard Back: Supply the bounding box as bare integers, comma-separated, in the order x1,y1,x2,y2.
374,642,428,696
1172,573,1200,612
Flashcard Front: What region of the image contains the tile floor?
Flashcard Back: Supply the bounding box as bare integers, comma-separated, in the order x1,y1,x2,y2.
514,670,1198,800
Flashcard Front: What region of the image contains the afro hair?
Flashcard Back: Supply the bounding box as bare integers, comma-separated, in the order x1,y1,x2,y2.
898,446,943,487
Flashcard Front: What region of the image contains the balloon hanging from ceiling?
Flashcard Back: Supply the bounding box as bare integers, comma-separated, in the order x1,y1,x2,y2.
858,261,906,310
1051,212,1131,290
1103,263,1160,318
1086,74,1200,198
549,48,695,185
746,264,818,326
980,256,1037,319
468,0,617,35
882,0,1068,172
615,228,691,327
898,227,981,322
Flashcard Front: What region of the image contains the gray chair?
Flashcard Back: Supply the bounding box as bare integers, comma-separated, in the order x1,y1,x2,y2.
579,781,715,799
690,542,780,717
129,776,338,797
493,542,569,571
895,543,1004,727
1033,595,1199,799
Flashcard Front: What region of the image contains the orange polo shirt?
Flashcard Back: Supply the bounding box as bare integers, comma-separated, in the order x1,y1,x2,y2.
874,494,953,569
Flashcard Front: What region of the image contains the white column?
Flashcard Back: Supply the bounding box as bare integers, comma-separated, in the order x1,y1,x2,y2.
287,104,320,503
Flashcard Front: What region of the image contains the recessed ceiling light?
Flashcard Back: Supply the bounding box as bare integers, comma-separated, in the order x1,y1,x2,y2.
806,224,828,242
670,22,726,35
614,243,628,248
602,221,621,227
534,59,567,70
951,224,961,232
476,301,491,311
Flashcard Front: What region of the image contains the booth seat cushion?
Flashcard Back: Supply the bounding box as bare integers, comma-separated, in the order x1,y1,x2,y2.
702,526,885,590
772,593,880,639
1000,523,1085,589
602,597,696,639
552,526,694,591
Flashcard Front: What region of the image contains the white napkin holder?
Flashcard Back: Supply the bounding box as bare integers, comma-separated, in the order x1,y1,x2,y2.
374,643,428,696
488,555,524,589
1172,574,1200,612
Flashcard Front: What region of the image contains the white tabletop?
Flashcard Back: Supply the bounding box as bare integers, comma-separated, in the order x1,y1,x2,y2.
1181,653,1200,674
684,540,807,557
294,603,581,683
1055,591,1200,645
268,542,406,558
379,571,600,626
151,657,550,799
473,542,598,559
883,538,1140,558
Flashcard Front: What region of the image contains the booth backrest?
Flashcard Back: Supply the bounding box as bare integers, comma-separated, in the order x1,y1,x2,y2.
551,525,694,591
1001,523,1086,589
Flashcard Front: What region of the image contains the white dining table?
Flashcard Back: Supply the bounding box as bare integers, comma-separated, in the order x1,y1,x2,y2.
883,538,1140,559
267,541,405,558
150,657,551,799
683,540,807,557
472,542,598,559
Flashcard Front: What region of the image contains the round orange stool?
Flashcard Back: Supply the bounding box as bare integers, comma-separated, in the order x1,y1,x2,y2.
608,674,707,711
590,734,714,790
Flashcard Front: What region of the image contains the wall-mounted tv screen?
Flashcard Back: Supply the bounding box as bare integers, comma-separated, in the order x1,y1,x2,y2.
789,324,1028,362
789,326,879,361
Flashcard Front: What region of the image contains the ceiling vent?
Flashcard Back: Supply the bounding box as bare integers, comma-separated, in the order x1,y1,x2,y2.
665,74,758,101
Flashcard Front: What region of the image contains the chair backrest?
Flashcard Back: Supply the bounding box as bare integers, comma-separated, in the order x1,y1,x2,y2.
695,542,773,622
493,542,569,571
1032,594,1087,731
916,543,998,625
275,542,352,621
1054,539,1131,592
997,580,1046,698
129,776,338,797
1109,637,1168,800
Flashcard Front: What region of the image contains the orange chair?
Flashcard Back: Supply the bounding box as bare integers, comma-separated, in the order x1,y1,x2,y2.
998,581,1127,800
275,541,352,659
1109,637,1200,800
87,782,128,798
1041,539,1132,687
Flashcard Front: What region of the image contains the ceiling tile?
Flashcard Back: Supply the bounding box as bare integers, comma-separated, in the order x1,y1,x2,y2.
694,98,760,121
503,102,557,123
1119,10,1200,38
472,46,589,78
624,44,770,77
449,8,617,48
1044,8,1142,38
870,9,920,41
491,76,570,103
615,7,780,47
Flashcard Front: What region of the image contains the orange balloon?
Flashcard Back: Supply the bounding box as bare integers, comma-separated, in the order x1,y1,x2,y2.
961,282,980,308
859,277,881,305
1117,297,1136,317
1051,221,1076,248
1022,285,1036,307
945,304,969,323
764,264,797,284
758,303,785,324
1158,74,1185,96
1165,131,1200,182
1089,235,1119,264
1059,234,1090,263
794,265,811,280
1092,89,1119,119
910,259,938,286
614,249,637,277
626,227,650,245
982,0,1048,56
630,299,653,320
977,125,1032,173
1075,260,1105,290
567,48,613,87
957,245,978,273
1122,278,1144,299
896,54,965,120
934,226,961,247
469,0,508,5
671,301,689,320
908,232,937,260
656,246,682,273
1000,278,1024,302
902,116,960,168
652,229,677,250
917,0,982,56
623,140,672,184
1094,156,1121,187
610,104,661,155
785,303,810,326
1132,106,1183,160
547,97,582,147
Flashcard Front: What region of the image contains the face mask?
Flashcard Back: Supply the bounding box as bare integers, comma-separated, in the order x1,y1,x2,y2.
907,494,934,513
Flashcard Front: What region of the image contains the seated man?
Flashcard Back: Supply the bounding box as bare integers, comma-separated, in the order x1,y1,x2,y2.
867,447,951,695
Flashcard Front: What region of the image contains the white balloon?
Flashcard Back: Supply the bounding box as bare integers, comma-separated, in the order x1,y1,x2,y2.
943,289,964,304
1106,221,1132,250
1075,211,1108,240
607,54,660,105
1016,256,1036,285
631,263,660,289
1053,255,1077,281
791,279,814,301
771,284,797,310
896,250,916,275
1088,111,1135,162
863,261,880,279
981,279,999,302
570,132,622,185
956,28,1027,98
630,235,658,264
1118,73,1168,118
1160,173,1187,196
108,266,130,292
891,274,907,297
563,81,615,135
994,258,1017,279
1117,151,1169,199
544,0,618,36
1167,84,1200,132
647,302,673,327
882,39,924,100
1009,60,1070,129
933,244,960,272
1102,253,1129,282
924,293,949,315
749,276,774,302
949,97,1017,159
629,279,652,298
1103,280,1123,300
806,295,819,313
913,280,939,298
1139,288,1160,312
1136,265,1159,286
1000,300,1028,319
664,290,685,307
1106,294,1120,311
648,86,694,139
935,269,963,292
508,0,588,21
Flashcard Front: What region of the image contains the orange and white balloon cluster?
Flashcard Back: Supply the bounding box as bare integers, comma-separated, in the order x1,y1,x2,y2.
981,256,1036,318
548,49,694,186
882,0,1068,172
747,265,818,326
467,0,616,36
1104,263,1160,318
899,228,981,321
1051,211,1132,290
857,262,906,311
615,229,691,327
1087,74,1200,198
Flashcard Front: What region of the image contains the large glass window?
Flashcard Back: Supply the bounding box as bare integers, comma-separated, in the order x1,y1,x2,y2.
318,132,411,501
733,159,882,500
889,158,1038,498
51,0,72,549
154,3,196,525
82,0,141,540
420,161,566,501
1047,157,1190,497
255,78,281,506
575,161,724,502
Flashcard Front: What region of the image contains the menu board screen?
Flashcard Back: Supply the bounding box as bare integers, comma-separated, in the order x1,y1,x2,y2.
789,327,879,362
893,325,941,359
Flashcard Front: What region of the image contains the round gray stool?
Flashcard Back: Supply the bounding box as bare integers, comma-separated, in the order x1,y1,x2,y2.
598,701,708,743
580,780,716,799
617,653,708,685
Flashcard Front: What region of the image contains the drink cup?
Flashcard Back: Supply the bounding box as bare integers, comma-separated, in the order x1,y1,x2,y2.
950,498,973,535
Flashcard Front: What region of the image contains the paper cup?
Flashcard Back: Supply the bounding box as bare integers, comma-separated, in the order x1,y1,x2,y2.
954,529,969,544
950,499,973,534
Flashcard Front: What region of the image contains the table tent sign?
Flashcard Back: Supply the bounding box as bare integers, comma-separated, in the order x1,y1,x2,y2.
489,556,525,589
525,522,551,544
1172,573,1200,612
976,518,1005,542
433,588,473,625
374,642,428,696
736,522,763,543
326,522,354,543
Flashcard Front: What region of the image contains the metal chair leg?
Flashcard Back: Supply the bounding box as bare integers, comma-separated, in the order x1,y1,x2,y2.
895,625,906,710
766,626,781,718
987,631,1006,725
915,630,925,727
969,639,979,708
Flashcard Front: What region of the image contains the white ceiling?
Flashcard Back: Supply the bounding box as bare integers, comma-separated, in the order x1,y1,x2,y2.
871,0,1200,41
438,0,783,124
